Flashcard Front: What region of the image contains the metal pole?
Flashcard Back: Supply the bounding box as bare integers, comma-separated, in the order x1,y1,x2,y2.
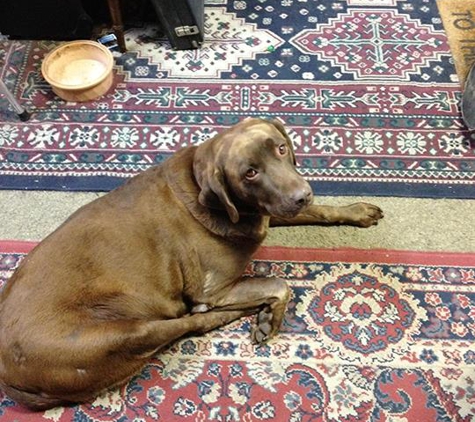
0,78,30,121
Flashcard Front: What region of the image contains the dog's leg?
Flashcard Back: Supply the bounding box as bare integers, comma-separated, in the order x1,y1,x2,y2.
50,312,253,363
4,311,252,410
208,277,290,345
97,310,254,358
270,203,383,228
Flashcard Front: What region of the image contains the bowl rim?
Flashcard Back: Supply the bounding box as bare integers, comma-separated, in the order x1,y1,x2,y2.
41,40,114,91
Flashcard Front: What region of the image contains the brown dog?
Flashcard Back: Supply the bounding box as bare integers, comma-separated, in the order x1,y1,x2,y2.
0,118,383,410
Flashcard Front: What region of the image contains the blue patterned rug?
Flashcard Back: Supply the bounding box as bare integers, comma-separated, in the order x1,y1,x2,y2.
0,0,474,197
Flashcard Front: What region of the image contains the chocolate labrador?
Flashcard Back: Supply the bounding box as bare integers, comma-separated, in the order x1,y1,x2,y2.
0,118,383,410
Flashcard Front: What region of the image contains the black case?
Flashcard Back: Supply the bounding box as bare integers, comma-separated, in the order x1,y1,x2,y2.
149,0,204,50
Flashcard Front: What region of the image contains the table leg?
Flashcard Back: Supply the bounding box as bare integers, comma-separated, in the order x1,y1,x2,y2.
106,0,127,52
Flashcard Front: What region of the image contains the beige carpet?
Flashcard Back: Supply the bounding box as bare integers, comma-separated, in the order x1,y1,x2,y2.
1,190,474,253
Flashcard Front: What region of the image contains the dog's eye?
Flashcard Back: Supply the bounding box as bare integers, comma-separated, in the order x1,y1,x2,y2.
245,168,258,180
278,144,287,155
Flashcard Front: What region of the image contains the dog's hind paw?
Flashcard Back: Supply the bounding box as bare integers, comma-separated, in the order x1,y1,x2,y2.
251,306,274,345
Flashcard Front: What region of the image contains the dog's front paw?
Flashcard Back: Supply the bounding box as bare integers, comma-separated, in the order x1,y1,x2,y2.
251,306,274,345
344,203,384,227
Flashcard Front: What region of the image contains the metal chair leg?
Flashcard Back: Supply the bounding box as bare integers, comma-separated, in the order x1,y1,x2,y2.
0,78,30,121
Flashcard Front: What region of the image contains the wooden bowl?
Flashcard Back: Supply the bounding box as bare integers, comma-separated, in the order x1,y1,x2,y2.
41,40,114,102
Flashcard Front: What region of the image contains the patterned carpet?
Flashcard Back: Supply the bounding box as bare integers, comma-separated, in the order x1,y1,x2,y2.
0,0,474,197
0,242,474,421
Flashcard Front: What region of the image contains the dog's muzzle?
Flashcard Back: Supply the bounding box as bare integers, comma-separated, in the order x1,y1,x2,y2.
267,184,313,218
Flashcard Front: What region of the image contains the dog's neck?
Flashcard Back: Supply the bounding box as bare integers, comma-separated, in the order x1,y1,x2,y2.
165,147,268,243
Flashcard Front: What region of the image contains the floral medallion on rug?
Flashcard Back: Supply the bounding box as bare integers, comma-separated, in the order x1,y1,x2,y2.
0,242,474,421
0,0,474,197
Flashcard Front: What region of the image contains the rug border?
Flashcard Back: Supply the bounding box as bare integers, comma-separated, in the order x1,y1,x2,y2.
0,240,37,254
255,246,475,267
2,240,473,267
1,176,473,199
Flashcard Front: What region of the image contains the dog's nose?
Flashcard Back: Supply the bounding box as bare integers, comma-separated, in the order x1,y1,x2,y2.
292,187,313,207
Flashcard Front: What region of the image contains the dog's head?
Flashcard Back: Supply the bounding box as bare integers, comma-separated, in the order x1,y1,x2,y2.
193,118,313,223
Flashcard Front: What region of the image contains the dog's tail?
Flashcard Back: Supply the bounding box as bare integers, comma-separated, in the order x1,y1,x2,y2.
0,382,69,411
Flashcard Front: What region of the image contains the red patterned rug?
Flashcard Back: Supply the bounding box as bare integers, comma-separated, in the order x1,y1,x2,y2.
0,241,474,421
0,0,474,197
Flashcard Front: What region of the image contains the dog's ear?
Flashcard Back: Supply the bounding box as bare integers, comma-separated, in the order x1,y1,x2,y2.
193,142,239,224
198,167,240,224
269,119,297,165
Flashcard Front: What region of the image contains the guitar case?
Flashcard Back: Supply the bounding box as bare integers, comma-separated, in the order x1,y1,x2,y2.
149,0,204,50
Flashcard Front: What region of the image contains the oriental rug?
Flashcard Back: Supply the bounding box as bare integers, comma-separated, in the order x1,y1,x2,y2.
0,0,474,197
0,241,474,421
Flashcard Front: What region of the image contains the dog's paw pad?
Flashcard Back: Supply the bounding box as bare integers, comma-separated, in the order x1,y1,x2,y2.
251,307,274,345
258,309,272,324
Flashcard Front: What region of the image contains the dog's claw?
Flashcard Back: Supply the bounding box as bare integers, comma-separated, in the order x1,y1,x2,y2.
252,329,267,344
